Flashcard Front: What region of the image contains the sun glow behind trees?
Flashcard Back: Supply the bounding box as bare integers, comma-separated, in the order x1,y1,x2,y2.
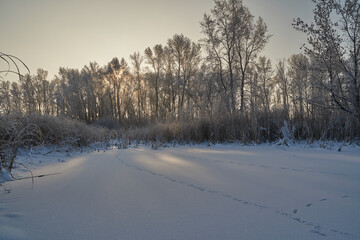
0,0,359,143
0,0,314,80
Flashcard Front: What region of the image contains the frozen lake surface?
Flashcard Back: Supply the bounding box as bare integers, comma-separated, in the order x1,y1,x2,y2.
1,144,359,240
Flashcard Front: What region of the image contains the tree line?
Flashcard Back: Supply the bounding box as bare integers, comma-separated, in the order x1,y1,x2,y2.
1,0,359,142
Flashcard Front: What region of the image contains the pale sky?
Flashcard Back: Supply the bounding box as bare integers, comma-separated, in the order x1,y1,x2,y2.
0,0,314,79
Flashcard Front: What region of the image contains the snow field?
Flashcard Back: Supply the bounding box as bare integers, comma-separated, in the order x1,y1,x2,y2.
0,144,359,240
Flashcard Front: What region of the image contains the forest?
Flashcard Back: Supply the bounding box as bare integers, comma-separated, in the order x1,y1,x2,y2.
1,0,360,171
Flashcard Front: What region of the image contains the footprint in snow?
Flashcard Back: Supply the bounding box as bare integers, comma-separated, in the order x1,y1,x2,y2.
306,203,312,207
293,209,298,214
319,198,327,202
341,195,349,198
310,229,327,237
3,213,22,219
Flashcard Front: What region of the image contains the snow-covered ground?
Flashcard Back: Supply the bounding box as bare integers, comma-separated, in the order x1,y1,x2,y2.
0,143,359,240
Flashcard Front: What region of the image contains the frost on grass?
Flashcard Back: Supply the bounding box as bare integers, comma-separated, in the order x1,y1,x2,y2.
0,114,110,175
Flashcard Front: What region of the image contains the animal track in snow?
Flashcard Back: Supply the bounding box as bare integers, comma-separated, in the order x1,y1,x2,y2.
3,213,22,219
311,229,327,237
118,157,359,239
295,195,350,215
183,152,346,177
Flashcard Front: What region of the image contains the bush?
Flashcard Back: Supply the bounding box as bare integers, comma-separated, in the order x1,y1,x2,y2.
0,113,109,172
30,115,109,146
0,114,43,171
122,111,359,146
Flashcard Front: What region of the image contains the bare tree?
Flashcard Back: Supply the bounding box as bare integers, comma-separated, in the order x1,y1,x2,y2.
274,59,289,117
81,62,101,122
0,52,29,82
130,52,144,121
163,46,176,116
256,56,274,115
20,74,37,114
201,1,237,114
168,34,201,115
201,0,270,114
294,0,360,124
288,54,310,120
235,10,270,114
10,81,22,113
145,45,163,119
0,80,11,114
33,68,49,114
0,52,29,114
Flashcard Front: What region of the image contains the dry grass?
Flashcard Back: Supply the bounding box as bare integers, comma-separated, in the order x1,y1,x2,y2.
0,113,109,172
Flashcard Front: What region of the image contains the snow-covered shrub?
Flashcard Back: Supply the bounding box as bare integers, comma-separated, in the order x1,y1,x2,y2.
93,118,122,130
0,114,110,172
277,121,294,146
26,115,109,147
116,110,359,145
0,114,43,172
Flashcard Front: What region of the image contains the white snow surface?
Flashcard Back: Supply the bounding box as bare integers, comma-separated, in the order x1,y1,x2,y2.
0,143,360,240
